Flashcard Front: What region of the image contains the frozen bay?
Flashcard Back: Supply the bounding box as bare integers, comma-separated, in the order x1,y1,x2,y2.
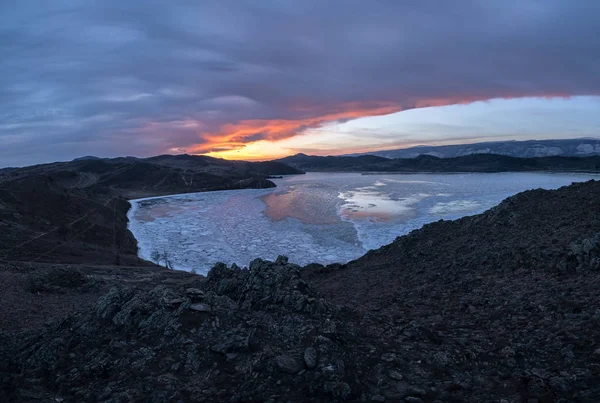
127,172,599,274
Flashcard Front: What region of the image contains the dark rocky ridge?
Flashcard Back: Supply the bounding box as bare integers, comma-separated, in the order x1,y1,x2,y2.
305,179,600,402
1,180,600,401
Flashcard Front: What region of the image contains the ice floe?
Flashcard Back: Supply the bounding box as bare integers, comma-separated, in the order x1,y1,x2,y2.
128,172,599,274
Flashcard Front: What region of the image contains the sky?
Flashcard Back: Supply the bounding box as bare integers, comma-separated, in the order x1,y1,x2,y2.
1,0,600,167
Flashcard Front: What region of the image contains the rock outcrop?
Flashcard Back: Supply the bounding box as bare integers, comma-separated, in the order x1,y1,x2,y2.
2,259,365,402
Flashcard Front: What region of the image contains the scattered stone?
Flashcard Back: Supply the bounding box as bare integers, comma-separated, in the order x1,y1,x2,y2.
211,332,250,354
189,303,211,312
186,288,205,299
499,346,515,358
407,386,426,396
304,347,317,369
381,353,396,362
275,355,303,374
388,370,403,380
325,382,351,399
275,255,289,265
322,318,337,334
163,297,184,305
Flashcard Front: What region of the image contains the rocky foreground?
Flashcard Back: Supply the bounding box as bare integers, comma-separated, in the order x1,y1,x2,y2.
1,181,600,402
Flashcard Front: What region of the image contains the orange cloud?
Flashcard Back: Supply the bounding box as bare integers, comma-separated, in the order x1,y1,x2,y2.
188,102,401,155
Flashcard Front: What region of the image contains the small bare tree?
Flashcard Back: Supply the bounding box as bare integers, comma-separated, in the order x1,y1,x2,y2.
150,250,161,265
161,250,173,270
150,249,174,269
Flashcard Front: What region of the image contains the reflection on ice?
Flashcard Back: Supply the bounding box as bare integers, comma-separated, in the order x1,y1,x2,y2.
128,172,598,274
339,187,421,222
261,184,340,224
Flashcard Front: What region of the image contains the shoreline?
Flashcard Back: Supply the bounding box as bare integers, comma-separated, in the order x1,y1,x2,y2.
125,171,600,274
127,187,282,273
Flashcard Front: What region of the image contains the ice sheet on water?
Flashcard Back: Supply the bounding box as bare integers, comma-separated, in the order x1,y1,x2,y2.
128,186,365,274
128,172,599,274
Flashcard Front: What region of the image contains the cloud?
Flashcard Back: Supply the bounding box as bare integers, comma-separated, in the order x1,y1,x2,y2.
190,102,400,153
1,0,600,165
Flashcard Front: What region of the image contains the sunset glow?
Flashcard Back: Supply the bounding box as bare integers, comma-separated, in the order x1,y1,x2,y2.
189,102,401,159
193,94,594,160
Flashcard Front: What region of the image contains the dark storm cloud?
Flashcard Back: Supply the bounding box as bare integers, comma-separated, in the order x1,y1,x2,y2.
1,0,599,165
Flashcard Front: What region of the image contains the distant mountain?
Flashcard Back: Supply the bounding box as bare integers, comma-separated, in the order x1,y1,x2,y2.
347,138,600,159
274,153,600,173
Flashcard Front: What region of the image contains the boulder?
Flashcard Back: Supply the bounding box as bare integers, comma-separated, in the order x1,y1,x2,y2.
304,347,318,369
275,355,303,374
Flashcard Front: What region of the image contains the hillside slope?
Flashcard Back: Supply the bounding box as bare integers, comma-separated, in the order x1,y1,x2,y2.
305,179,600,401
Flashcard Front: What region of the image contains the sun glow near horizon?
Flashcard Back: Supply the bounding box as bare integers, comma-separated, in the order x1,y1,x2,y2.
195,96,600,161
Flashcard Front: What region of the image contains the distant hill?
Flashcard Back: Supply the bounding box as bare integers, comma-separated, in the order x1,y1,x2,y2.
1,154,303,197
347,138,600,159
71,155,101,162
276,154,389,170
146,154,302,176
275,153,600,172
